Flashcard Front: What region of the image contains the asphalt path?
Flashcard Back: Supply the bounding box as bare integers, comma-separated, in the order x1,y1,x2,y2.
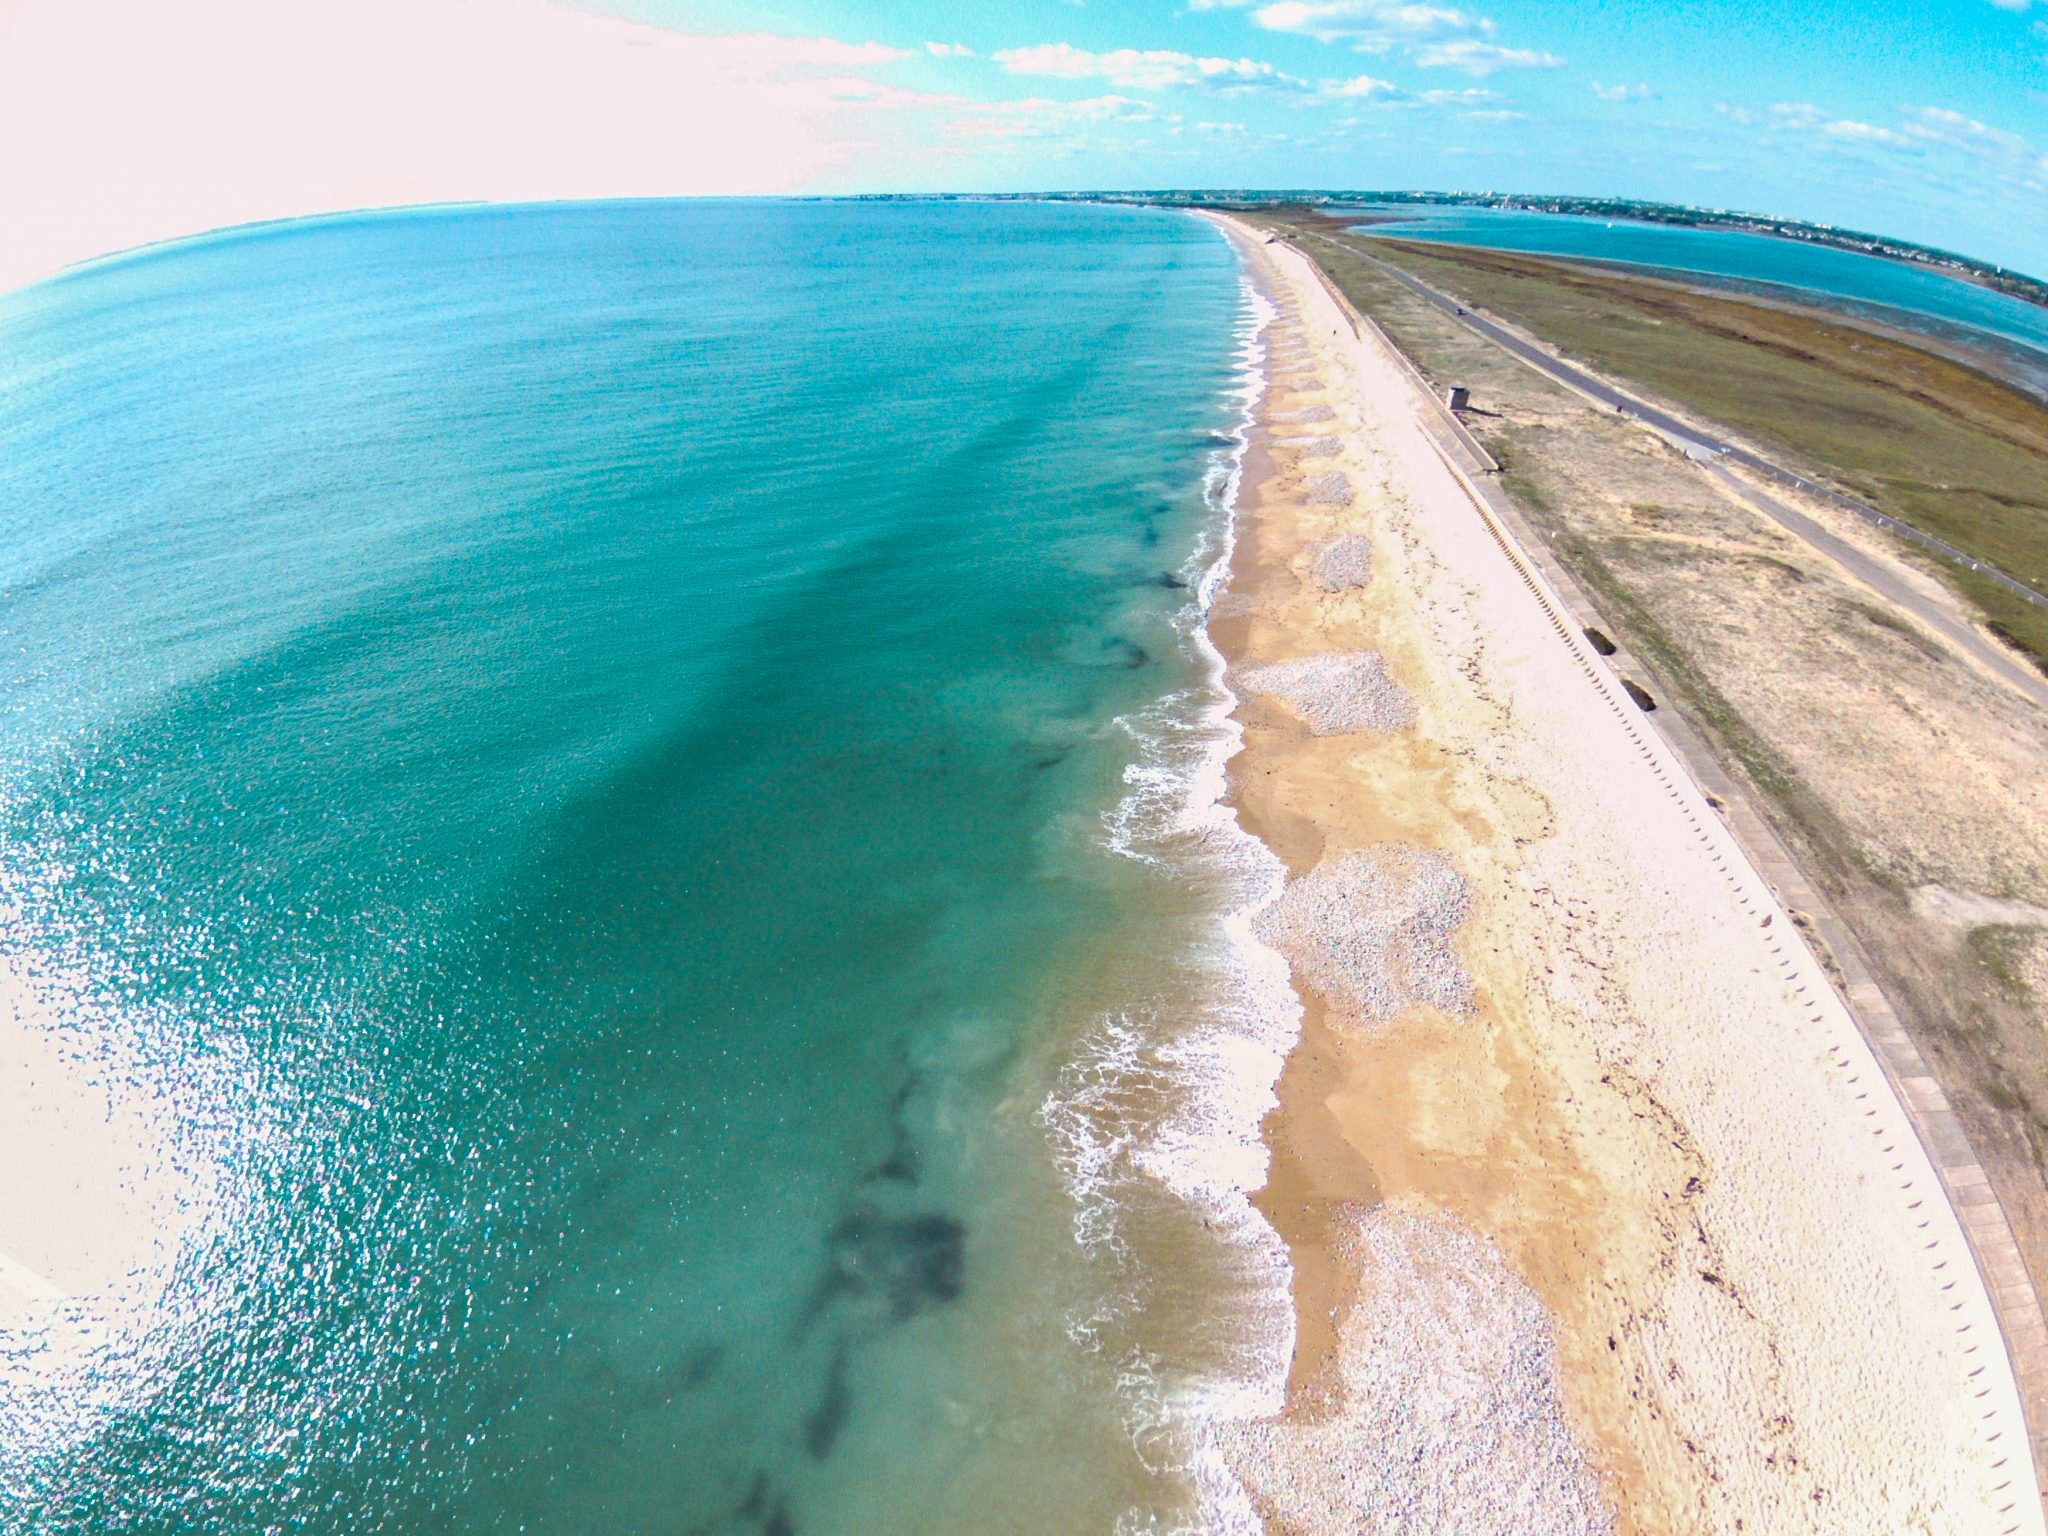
1295,231,2048,709
1304,231,2048,619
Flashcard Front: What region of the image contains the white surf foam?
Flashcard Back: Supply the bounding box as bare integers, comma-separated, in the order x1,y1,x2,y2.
1221,1204,1612,1535
1041,256,1304,1534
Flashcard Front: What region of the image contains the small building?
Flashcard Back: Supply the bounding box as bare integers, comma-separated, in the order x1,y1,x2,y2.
1445,385,1471,411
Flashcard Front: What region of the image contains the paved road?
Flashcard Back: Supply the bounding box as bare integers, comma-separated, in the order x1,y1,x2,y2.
1305,230,2048,619
1296,231,2048,709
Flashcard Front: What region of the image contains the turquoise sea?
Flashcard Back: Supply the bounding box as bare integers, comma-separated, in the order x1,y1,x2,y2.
0,201,1291,1533
1344,203,2048,395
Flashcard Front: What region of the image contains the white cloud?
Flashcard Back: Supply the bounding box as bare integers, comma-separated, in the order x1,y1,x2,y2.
1415,39,1562,72
1254,1,1493,50
1252,1,1562,77
1822,118,1913,146
992,42,1303,91
1767,102,1830,130
1591,81,1651,102
925,41,975,58
1315,78,1504,108
0,0,935,291
1906,105,2033,157
1988,0,2033,11
1900,106,2048,198
1322,73,1404,97
1735,98,2046,218
942,93,1157,141
1764,101,1914,148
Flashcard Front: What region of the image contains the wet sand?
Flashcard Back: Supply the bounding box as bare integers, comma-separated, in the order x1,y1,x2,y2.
1203,214,2041,1533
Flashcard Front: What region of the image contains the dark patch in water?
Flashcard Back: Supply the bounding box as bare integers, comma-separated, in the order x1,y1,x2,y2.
727,1472,795,1536
804,1344,852,1459
867,1075,921,1185
610,1342,722,1415
1155,571,1188,590
741,1482,794,1536
1032,751,1070,772
802,1207,966,1331
871,1122,919,1183
739,1474,771,1519
683,1343,724,1388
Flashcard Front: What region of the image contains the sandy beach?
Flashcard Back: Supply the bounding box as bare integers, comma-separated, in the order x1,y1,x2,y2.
1203,212,2042,1533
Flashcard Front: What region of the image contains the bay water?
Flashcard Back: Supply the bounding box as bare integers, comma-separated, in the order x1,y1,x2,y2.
1346,202,2048,395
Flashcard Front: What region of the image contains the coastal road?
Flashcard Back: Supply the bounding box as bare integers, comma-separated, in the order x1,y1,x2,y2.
1303,231,2048,617
1258,223,2048,1508
1297,230,2048,711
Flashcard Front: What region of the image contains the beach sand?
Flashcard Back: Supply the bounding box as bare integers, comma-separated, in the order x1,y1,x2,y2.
1203,214,2042,1534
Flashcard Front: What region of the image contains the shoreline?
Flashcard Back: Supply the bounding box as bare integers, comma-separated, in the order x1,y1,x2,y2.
1197,210,2042,1532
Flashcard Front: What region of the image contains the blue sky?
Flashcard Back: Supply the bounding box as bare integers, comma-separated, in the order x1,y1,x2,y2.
3,0,2045,289
615,0,2048,274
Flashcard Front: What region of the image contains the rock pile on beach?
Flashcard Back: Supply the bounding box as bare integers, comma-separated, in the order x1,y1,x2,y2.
1303,472,1353,508
1309,535,1374,593
1222,1204,1612,1535
1288,436,1341,459
1254,847,1471,1028
1271,404,1335,424
1239,652,1414,736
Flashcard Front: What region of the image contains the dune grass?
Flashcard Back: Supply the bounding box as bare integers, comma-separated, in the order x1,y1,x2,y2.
1258,214,2048,671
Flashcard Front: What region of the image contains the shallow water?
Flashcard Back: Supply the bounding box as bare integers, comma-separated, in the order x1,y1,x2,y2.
0,200,1282,1533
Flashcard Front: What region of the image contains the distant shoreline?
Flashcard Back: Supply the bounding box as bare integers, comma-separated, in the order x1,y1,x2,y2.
1368,233,2048,405
1353,193,2048,310
1111,190,2048,308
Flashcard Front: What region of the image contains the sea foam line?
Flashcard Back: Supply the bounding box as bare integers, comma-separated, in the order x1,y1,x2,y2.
1040,256,1299,1534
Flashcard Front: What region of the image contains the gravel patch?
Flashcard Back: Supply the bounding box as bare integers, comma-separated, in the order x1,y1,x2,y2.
1223,1205,1611,1535
1310,534,1374,592
1238,652,1414,737
1253,846,1469,1027
1285,435,1341,459
1270,404,1334,424
1304,471,1353,507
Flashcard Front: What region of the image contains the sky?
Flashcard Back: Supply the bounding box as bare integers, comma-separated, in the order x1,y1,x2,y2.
1,0,2045,292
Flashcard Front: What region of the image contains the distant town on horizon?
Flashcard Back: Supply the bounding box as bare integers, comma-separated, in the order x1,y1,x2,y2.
866,189,2048,304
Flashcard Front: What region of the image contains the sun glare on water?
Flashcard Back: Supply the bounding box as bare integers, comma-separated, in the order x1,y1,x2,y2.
0,935,244,1481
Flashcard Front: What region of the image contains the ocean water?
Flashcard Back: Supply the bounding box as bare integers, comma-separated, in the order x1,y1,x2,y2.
0,201,1290,1533
1344,203,2048,393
